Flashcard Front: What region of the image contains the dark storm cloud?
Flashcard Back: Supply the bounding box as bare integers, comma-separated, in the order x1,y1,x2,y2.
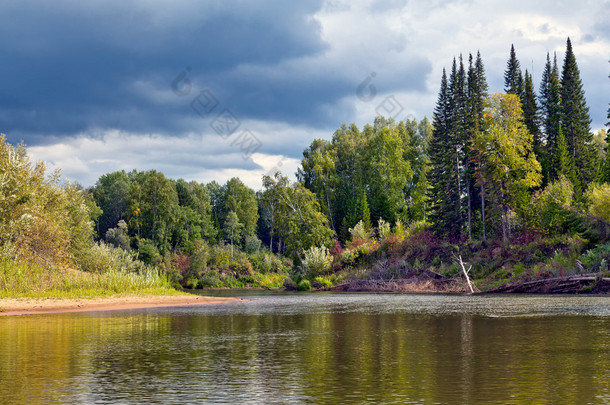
0,0,342,144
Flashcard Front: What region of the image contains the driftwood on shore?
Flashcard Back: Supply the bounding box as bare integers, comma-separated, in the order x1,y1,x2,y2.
482,274,610,294
321,270,469,294
320,271,610,294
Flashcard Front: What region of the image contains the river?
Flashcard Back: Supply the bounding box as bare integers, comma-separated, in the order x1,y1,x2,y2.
1,292,609,404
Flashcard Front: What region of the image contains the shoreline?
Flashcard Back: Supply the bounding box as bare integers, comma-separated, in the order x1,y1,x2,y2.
0,294,242,316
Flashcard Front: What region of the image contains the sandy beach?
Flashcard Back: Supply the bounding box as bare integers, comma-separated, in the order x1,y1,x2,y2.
0,294,241,316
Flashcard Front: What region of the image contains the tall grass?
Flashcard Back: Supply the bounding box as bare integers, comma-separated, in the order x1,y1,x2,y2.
0,243,173,298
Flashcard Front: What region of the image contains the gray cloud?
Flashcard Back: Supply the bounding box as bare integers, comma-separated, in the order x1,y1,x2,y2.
2,0,609,189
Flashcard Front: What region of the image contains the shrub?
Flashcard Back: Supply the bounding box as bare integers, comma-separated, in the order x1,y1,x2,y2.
526,176,573,233
349,220,371,242
580,242,610,273
105,220,130,250
283,276,298,290
330,240,343,256
405,220,430,238
586,183,610,223
137,239,162,265
394,219,405,239
377,218,391,240
249,251,288,274
297,279,311,291
230,258,254,276
302,245,332,276
207,245,231,270
340,249,359,266
189,241,209,276
0,137,97,269
314,275,334,287
244,235,262,254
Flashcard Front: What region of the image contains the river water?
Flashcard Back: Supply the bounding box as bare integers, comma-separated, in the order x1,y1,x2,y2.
1,292,609,404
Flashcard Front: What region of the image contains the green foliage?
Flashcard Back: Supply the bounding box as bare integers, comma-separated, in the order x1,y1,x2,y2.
313,276,334,288
105,220,130,250
504,44,523,95
560,38,595,192
539,53,562,182
136,239,162,265
475,93,542,242
586,183,610,223
0,136,96,268
249,250,289,274
223,210,244,258
349,220,370,242
302,245,332,276
580,242,610,273
297,279,312,291
377,218,391,240
526,176,574,233
0,246,170,298
92,170,130,238
244,234,262,254
262,172,334,259
222,177,259,238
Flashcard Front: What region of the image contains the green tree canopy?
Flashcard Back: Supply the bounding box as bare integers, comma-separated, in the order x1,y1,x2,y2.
475,93,542,242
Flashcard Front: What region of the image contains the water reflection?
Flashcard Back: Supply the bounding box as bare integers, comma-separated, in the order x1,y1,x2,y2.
0,294,609,404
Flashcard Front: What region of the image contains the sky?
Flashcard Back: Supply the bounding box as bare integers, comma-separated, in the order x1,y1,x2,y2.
1,0,609,190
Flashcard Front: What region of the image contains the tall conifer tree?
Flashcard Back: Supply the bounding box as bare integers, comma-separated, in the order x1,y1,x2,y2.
429,69,457,237
539,53,562,181
504,45,523,95
467,52,489,239
450,56,469,239
560,38,594,194
522,69,543,182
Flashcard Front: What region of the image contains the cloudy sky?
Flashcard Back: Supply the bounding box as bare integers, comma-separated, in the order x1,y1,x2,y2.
1,0,609,190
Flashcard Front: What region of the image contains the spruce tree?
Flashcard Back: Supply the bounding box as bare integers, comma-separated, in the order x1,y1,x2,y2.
467,52,489,239
504,44,523,95
522,69,543,182
474,51,489,240
429,69,455,237
556,128,574,179
539,53,562,181
448,57,470,239
560,37,594,195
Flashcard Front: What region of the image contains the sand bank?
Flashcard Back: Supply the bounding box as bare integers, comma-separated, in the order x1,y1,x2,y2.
0,294,241,316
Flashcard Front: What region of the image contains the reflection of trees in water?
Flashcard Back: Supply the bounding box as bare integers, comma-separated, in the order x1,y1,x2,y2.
0,303,608,403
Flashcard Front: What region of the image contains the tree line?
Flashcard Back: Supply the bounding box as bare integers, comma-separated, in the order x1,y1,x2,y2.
3,37,607,290
87,38,607,265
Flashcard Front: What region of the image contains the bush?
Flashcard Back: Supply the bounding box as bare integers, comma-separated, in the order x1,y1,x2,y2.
297,279,311,291
349,220,371,242
137,239,162,265
377,218,391,240
302,245,332,276
105,220,130,250
283,276,298,290
249,251,288,274
526,176,574,233
244,234,262,254
189,241,209,276
586,183,610,223
314,276,333,288
230,258,254,276
0,136,98,269
207,245,231,270
580,242,610,273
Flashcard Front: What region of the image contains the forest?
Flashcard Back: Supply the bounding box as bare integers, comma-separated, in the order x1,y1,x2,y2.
1,37,610,295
